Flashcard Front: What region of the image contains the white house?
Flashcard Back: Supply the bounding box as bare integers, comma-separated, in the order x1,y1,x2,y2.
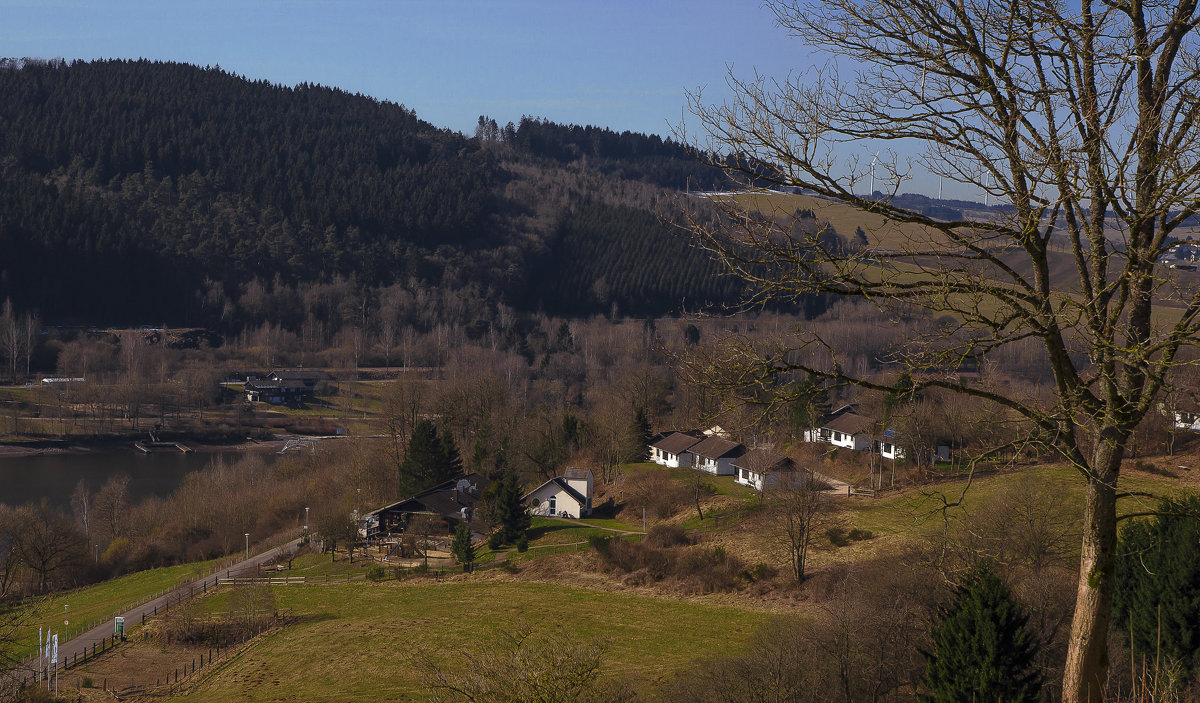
690,436,746,475
819,412,875,451
877,428,906,460
649,432,702,468
524,467,594,519
1174,409,1200,432
732,449,807,490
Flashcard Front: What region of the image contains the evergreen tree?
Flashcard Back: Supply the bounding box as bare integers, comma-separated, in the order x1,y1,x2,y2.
921,562,1042,703
451,521,474,572
629,406,653,462
1114,493,1200,672
495,471,531,544
437,430,464,484
398,420,461,493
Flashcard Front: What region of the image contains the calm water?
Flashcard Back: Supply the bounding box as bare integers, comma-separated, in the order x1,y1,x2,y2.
0,448,268,508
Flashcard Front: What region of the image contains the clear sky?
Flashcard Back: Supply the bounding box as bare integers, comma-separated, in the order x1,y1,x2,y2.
2,0,801,137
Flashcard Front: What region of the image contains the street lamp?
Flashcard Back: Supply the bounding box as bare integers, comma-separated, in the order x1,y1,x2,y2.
244,532,249,560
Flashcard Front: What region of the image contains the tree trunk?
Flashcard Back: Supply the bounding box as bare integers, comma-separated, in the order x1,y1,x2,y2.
1062,442,1121,703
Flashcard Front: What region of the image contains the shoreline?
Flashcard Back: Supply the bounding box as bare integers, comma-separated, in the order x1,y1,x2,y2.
0,436,290,459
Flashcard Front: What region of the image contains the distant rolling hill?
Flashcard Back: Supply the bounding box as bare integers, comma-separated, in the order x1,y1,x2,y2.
0,58,748,325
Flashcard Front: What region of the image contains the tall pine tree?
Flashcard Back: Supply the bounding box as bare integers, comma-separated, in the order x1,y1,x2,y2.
921,562,1042,703
628,406,653,463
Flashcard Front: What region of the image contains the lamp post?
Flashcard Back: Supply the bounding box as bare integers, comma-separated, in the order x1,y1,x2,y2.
304,507,309,533
244,532,249,561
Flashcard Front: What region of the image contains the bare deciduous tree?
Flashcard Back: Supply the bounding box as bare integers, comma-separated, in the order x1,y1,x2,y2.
768,478,828,582
681,0,1200,698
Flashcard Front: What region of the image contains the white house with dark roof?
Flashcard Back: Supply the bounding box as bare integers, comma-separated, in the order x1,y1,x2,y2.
814,412,875,451
524,467,594,519
732,449,807,490
689,436,747,475
649,432,702,468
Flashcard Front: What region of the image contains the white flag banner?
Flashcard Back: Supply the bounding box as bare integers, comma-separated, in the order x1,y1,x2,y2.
51,634,57,664
38,627,43,664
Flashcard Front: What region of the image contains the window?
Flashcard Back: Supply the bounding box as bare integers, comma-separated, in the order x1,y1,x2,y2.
549,496,556,516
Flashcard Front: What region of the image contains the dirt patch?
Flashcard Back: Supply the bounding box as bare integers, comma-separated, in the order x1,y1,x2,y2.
58,636,218,700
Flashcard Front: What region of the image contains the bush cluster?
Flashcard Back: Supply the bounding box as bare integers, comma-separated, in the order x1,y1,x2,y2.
590,534,746,593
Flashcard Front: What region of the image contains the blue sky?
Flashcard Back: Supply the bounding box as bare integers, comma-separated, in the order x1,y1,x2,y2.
2,0,800,138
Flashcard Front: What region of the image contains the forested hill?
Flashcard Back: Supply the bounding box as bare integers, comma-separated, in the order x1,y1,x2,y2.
0,58,749,325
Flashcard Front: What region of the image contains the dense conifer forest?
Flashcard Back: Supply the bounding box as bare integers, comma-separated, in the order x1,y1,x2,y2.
0,58,750,325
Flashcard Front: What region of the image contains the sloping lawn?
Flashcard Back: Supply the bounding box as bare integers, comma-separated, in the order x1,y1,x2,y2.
161,580,771,701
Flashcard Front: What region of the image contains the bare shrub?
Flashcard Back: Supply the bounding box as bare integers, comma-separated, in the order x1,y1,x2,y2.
421,624,637,703
660,617,817,702
644,524,689,548
621,471,690,520
803,552,943,703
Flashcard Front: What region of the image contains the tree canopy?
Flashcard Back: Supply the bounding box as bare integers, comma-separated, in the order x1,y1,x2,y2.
1114,493,1200,675
921,562,1042,703
682,0,1200,699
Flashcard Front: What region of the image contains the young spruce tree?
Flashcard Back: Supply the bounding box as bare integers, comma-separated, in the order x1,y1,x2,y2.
451,521,474,573
495,471,531,544
921,562,1041,703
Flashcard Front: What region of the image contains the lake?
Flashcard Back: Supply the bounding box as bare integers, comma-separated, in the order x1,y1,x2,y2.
0,447,275,508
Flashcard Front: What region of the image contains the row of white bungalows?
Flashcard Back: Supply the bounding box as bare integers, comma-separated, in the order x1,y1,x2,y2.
522,467,594,519
649,432,747,475
805,410,952,462
649,432,704,468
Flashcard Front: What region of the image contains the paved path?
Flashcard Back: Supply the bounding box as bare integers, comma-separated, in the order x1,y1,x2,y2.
17,539,300,683
810,469,853,496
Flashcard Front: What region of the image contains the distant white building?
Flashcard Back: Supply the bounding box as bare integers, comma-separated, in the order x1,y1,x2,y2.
689,436,747,476
732,449,808,491
524,467,594,519
649,432,702,468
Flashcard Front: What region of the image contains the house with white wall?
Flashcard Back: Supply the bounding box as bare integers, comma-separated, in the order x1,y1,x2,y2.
524,467,594,519
732,449,807,490
819,412,875,451
690,436,746,475
650,432,702,468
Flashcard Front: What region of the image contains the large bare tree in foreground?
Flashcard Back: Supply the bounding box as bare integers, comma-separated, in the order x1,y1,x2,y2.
683,1,1200,700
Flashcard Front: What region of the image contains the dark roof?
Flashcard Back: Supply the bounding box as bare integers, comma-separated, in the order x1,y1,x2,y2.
651,432,702,455
732,449,795,474
269,369,330,382
689,436,746,460
245,379,308,391
824,412,875,435
523,477,588,505
364,473,489,519
564,467,592,480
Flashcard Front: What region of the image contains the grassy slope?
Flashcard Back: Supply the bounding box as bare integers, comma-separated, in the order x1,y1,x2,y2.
7,558,221,659
160,580,771,702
